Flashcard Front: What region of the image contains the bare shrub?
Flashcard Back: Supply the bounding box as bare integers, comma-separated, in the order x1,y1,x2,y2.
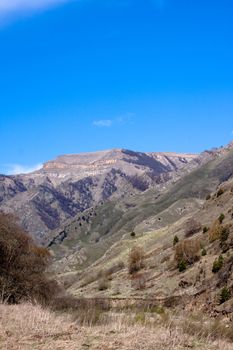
185,219,202,238
128,246,145,274
208,220,222,242
0,213,60,305
174,238,200,266
209,221,230,243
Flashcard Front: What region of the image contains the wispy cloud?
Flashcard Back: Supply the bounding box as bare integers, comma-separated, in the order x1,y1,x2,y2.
2,163,43,175
93,113,134,128
0,0,71,16
0,0,166,22
93,119,113,127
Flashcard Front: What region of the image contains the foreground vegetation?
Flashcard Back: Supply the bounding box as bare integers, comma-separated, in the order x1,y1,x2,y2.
1,303,233,350
0,212,60,305
2,150,233,349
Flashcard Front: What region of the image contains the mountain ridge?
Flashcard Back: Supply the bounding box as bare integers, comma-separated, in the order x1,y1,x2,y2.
0,148,200,242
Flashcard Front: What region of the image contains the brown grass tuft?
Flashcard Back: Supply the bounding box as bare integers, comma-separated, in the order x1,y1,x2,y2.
128,246,145,274
174,238,201,266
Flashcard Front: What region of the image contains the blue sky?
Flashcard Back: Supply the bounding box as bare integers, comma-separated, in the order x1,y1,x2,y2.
0,0,233,174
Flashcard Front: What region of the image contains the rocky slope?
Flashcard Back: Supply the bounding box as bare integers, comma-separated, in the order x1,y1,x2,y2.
0,149,199,242
55,146,233,315
50,143,233,274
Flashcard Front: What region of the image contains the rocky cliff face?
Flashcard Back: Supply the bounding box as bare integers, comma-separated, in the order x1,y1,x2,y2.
0,149,200,242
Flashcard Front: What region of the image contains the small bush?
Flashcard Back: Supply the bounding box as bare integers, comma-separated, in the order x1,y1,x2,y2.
219,286,231,304
218,213,225,224
185,219,202,238
209,221,230,244
206,194,211,200
201,248,207,256
212,255,224,273
128,246,145,274
173,235,179,246
208,220,222,242
220,226,230,243
178,260,187,272
203,226,209,234
130,231,136,238
217,188,224,197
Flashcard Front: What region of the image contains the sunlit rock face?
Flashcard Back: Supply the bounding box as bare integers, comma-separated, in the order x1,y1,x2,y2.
0,148,200,242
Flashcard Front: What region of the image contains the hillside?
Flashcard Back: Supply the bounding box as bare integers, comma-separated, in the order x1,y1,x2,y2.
2,144,233,350
50,146,233,275
46,145,233,316
0,149,199,242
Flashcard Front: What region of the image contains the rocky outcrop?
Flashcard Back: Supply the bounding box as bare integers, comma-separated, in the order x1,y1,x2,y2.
0,148,200,242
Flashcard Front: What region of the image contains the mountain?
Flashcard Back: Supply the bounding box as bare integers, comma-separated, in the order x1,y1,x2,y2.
0,149,199,242
50,144,233,314
50,143,233,274
2,143,233,314
65,174,233,314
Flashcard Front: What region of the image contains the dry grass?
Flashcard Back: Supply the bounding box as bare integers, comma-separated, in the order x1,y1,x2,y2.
208,220,223,242
0,303,74,349
0,303,233,350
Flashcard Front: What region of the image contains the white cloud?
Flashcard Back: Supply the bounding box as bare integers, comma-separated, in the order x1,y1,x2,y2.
93,113,135,128
3,163,43,175
0,0,71,15
93,119,113,127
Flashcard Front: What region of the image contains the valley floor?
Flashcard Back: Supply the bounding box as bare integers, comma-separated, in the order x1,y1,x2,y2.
1,303,233,350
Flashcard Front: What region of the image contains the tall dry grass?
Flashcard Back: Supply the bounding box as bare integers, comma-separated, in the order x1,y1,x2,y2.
1,303,233,350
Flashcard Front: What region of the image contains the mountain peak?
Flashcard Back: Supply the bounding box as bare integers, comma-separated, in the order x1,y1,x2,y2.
0,148,201,240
